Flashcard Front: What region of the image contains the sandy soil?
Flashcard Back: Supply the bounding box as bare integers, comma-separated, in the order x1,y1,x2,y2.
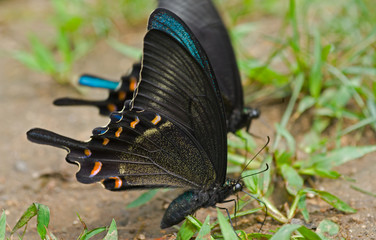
1,0,375,239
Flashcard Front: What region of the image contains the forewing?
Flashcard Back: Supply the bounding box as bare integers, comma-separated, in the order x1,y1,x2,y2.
135,13,228,184
156,1,244,118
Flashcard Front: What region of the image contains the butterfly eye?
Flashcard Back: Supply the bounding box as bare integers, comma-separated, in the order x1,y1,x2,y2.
234,183,242,191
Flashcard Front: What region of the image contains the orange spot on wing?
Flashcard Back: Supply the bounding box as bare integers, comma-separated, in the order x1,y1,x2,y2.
109,177,122,189
130,117,140,128
84,149,92,157
129,77,137,91
118,91,126,101
102,138,110,145
151,114,161,125
115,127,123,137
107,104,116,112
90,161,102,177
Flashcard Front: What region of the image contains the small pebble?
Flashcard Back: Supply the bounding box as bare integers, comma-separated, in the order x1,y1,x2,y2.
14,160,28,172
138,233,146,240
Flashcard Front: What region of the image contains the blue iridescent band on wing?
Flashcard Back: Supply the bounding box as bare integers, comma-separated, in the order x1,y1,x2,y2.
79,75,120,90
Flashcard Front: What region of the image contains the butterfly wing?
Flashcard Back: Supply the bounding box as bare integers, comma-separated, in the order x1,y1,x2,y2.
53,64,141,115
159,0,243,110
27,11,227,190
138,9,228,184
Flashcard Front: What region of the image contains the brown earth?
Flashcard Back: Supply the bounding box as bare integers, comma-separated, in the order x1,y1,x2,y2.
0,0,375,239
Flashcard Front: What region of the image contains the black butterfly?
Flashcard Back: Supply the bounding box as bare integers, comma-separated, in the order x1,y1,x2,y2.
53,0,259,132
27,8,246,229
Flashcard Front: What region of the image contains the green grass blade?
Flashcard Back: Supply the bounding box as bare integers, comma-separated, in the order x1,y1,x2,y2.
103,219,118,240
280,164,303,195
247,232,272,239
270,224,300,240
216,208,238,240
272,74,304,151
275,124,296,153
350,185,376,198
177,217,198,240
0,211,6,240
126,189,158,208
29,35,57,73
196,215,211,240
297,225,322,240
340,117,376,136
288,0,300,52
11,204,38,235
79,227,107,240
35,203,50,240
308,145,376,169
312,190,356,213
12,51,43,72
297,194,309,222
107,38,142,60
11,203,50,239
309,29,323,98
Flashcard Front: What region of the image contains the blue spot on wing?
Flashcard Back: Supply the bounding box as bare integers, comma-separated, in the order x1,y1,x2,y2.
92,127,108,135
79,75,119,90
110,112,123,123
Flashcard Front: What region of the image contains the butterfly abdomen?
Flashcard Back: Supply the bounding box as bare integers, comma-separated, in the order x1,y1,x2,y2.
161,183,236,229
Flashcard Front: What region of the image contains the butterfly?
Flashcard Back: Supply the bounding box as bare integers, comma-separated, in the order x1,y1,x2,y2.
27,8,246,229
53,0,259,132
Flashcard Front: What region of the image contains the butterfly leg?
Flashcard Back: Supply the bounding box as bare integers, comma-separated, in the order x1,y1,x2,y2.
241,190,268,232
217,199,241,239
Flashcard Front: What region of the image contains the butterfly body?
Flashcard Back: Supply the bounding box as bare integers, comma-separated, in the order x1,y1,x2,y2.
161,179,242,228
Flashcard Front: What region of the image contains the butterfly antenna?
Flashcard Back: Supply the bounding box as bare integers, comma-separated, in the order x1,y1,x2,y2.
129,63,143,110
241,190,268,232
238,136,270,178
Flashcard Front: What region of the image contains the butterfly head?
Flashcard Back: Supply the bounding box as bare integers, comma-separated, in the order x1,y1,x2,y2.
225,178,244,193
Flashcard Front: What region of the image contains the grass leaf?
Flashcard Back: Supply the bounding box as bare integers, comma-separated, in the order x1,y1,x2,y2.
11,204,38,235
297,225,322,240
270,224,301,240
177,218,198,240
196,215,211,240
297,194,309,222
35,203,50,240
103,219,118,240
308,145,376,169
312,190,356,213
216,208,238,240
126,189,159,208
107,38,142,60
11,203,50,239
309,29,323,98
0,211,6,240
79,227,107,240
280,164,303,195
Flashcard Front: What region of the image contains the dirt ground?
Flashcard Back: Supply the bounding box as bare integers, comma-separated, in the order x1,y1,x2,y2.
0,0,375,239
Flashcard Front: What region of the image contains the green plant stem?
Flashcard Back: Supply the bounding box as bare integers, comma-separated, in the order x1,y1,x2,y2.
288,193,302,220
260,197,288,223
272,74,304,151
